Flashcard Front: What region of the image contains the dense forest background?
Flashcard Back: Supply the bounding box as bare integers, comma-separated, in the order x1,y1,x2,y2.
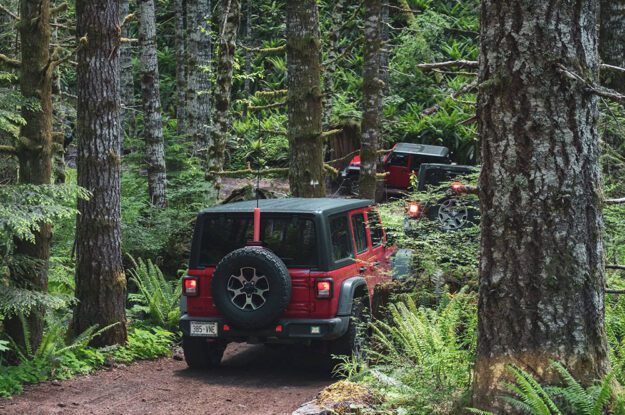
1,0,625,413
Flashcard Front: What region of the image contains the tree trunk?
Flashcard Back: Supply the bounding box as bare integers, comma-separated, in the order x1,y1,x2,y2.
120,0,135,139
186,0,212,163
209,0,241,186
175,0,186,136
138,0,167,207
358,0,382,200
322,0,344,128
73,0,127,347
243,0,252,97
472,1,608,411
286,0,325,197
4,0,54,354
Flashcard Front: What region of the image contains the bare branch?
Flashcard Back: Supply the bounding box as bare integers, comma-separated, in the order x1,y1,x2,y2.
416,60,479,71
422,80,478,116
606,289,625,294
320,129,343,139
240,44,286,54
607,264,625,271
557,64,625,104
214,167,289,177
606,197,625,205
260,129,287,136
50,3,68,17
0,53,20,69
601,63,625,75
0,4,18,20
121,13,136,27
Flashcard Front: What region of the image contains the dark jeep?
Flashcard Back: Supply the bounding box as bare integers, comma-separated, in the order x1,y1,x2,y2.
179,198,400,369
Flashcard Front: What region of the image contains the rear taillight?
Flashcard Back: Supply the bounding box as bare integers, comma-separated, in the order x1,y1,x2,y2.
183,277,199,296
315,279,333,299
406,202,422,218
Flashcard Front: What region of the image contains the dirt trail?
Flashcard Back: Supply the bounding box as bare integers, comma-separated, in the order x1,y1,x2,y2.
0,343,332,415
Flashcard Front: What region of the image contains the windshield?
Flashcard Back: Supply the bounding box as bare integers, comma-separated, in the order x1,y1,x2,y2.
196,214,318,268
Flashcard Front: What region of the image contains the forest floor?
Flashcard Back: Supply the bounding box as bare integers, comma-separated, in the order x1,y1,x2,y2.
0,343,332,415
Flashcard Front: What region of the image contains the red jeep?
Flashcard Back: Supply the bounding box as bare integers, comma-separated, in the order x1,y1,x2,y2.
179,198,400,369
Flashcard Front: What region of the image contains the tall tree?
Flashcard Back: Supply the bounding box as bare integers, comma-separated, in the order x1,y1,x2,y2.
286,0,325,197
175,0,187,136
322,0,344,128
358,0,382,200
4,0,54,353
120,0,135,138
138,0,167,207
186,0,212,162
472,1,608,411
210,0,241,184
73,0,127,346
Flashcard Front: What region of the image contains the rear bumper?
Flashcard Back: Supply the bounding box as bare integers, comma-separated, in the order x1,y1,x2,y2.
179,314,350,342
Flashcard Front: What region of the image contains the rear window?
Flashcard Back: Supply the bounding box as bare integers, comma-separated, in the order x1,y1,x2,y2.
197,214,318,267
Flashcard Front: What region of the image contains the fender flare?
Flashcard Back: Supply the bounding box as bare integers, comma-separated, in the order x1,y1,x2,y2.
336,276,368,316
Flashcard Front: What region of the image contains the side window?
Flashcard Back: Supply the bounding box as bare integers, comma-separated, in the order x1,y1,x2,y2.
330,215,353,262
351,213,369,254
368,210,384,247
388,153,409,167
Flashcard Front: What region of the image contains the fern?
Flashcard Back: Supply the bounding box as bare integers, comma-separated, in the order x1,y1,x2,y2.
127,256,181,330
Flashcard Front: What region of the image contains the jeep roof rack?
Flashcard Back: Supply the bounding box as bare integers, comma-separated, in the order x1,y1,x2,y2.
200,198,373,216
394,142,449,157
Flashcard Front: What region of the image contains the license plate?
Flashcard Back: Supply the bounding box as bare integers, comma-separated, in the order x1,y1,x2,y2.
189,321,218,337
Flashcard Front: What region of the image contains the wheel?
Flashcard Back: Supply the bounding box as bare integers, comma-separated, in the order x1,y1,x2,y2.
429,197,478,231
182,337,226,369
329,296,371,367
212,246,291,329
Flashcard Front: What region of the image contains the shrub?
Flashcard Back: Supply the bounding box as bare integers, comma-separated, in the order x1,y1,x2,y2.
112,326,174,364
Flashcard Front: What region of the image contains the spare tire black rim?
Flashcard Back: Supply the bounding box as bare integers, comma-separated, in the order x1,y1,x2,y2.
227,267,270,311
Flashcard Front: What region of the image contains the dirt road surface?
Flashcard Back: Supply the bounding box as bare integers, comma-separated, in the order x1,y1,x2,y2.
0,343,332,415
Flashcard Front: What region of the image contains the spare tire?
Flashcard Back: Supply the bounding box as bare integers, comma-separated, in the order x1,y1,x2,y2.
212,246,291,329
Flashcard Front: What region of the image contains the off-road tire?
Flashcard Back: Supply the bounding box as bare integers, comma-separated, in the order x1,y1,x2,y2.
182,336,226,369
328,296,371,370
212,246,291,329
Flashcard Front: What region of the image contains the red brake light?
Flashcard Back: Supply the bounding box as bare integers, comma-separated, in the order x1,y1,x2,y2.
275,324,283,333
315,279,333,299
223,324,230,331
407,202,422,218
451,181,464,193
183,277,198,296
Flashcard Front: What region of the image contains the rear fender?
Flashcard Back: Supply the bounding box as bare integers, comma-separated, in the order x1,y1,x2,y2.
336,277,368,316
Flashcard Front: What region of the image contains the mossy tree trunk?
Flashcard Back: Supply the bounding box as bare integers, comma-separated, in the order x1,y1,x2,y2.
4,0,54,354
120,0,135,139
472,1,608,412
138,0,167,207
286,0,325,197
73,0,127,347
210,0,241,186
322,0,344,128
358,0,382,200
186,0,212,164
175,0,187,136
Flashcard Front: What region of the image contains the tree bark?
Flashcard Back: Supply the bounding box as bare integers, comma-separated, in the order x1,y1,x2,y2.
243,0,252,97
358,0,382,200
322,0,344,128
4,0,54,354
186,0,212,163
286,0,325,197
73,0,127,347
120,0,135,139
472,1,608,412
138,0,167,207
600,0,625,92
175,0,186,136
209,0,241,186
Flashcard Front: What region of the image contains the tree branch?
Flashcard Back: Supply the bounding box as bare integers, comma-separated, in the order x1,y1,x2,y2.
247,101,287,111
422,80,478,116
557,64,625,104
50,3,68,17
320,129,343,139
0,145,16,156
607,264,625,271
416,60,479,71
0,53,20,69
254,89,288,99
214,167,289,177
601,63,625,75
240,44,286,54
0,4,18,20
606,197,625,205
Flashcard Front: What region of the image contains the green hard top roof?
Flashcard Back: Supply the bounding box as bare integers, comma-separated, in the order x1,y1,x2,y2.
199,198,373,215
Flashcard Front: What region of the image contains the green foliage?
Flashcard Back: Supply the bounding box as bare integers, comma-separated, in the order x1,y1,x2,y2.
112,326,174,364
127,256,181,330
341,289,477,414
468,362,625,415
